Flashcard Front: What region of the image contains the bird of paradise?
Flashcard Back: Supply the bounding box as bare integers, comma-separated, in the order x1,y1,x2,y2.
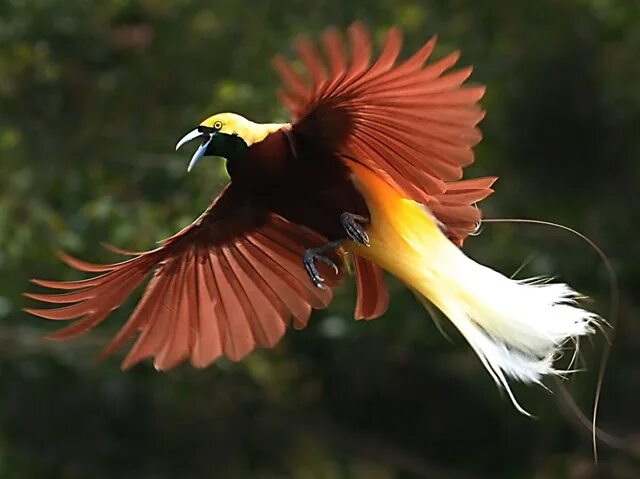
24,23,598,412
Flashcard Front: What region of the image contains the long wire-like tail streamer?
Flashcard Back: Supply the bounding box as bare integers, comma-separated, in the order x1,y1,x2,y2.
482,218,619,461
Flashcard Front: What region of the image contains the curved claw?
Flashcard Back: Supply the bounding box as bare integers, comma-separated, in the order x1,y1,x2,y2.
303,251,326,289
302,241,341,289
341,212,370,246
315,254,339,275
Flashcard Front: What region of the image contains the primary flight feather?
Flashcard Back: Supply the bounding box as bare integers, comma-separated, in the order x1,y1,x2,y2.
25,23,597,411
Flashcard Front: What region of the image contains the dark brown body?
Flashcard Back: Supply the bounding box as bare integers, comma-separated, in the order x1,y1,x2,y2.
227,128,369,241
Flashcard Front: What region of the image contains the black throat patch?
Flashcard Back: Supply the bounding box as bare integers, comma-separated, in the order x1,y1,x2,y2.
207,133,248,162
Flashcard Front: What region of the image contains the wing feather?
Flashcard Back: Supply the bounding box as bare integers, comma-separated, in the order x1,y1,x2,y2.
155,257,191,371
241,238,313,328
190,248,223,368
274,22,494,243
25,185,343,369
98,271,166,360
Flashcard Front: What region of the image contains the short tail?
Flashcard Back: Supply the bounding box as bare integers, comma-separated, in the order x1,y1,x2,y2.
347,161,599,413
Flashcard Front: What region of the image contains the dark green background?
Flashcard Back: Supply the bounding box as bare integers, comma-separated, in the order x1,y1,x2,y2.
1,1,639,477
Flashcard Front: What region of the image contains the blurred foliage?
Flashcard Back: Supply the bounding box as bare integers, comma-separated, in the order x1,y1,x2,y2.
1,0,639,478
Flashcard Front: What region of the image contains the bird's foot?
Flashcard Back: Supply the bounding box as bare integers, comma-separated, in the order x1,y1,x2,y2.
302,241,341,289
341,212,370,246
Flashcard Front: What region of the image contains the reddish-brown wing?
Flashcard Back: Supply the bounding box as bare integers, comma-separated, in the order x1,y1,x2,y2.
24,184,341,370
427,176,497,246
273,23,495,316
273,22,493,232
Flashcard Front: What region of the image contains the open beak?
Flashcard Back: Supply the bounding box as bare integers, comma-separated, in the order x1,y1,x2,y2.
175,128,212,172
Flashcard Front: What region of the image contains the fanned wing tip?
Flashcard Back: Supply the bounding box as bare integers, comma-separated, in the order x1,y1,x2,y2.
475,107,487,125
447,176,498,191
21,307,47,318
101,242,141,256
483,176,498,189
386,26,402,42
321,26,346,76
452,65,474,84
271,55,308,99
407,34,438,67
271,54,287,71
427,175,499,245
279,24,490,207
347,20,367,30
321,24,340,39
294,36,327,90
44,312,108,341
22,290,81,304
46,326,82,340
472,84,487,101
347,21,370,43
114,216,341,371
57,251,116,273
22,306,74,320
28,276,100,290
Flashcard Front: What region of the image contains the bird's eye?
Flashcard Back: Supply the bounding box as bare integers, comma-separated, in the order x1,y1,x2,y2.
213,121,223,130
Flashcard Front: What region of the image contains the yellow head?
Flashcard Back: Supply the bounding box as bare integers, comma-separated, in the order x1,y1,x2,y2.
175,112,287,172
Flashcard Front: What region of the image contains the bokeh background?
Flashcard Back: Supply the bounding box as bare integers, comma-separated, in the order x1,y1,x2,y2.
1,0,639,478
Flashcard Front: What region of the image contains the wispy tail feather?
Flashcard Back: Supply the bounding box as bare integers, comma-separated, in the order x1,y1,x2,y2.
347,161,599,412
430,262,598,413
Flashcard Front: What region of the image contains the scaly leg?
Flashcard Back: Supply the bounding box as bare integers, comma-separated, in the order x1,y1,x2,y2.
340,212,370,246
302,240,341,288
303,213,370,288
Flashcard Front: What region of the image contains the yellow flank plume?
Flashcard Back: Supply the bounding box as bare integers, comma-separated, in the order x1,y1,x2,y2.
346,160,455,295
346,160,598,414
200,113,287,146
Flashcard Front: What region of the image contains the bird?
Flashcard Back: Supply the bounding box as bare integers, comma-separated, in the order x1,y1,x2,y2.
24,23,597,412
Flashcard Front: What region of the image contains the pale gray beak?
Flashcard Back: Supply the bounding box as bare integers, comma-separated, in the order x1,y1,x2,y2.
175,128,212,172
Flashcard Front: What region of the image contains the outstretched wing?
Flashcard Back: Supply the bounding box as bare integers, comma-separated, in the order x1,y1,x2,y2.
273,23,495,317
273,22,496,244
24,184,341,370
